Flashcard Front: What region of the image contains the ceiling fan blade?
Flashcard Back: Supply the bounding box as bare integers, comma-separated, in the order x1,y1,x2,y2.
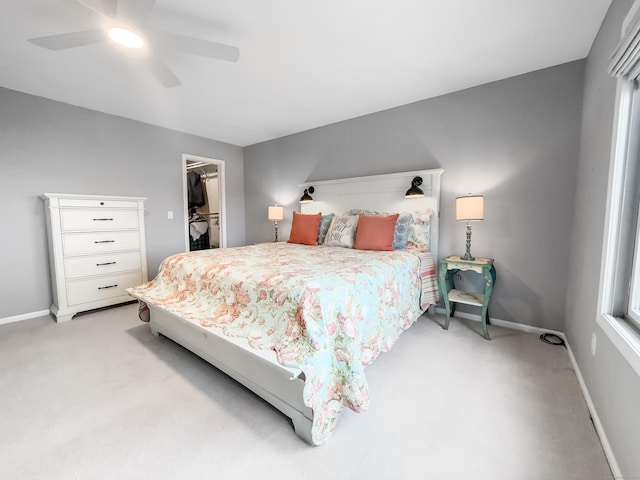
149,30,240,63
118,0,156,24
75,0,117,19
101,0,118,18
76,0,153,23
143,55,181,88
28,30,104,50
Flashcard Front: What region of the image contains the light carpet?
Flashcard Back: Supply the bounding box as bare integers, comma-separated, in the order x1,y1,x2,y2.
0,304,613,480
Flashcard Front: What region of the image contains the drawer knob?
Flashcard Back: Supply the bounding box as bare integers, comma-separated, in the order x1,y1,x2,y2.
93,218,114,221
98,284,118,290
94,240,115,244
96,261,116,266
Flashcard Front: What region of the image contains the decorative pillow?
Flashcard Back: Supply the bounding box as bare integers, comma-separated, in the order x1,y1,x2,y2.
353,214,399,251
347,209,413,250
407,209,433,251
324,215,359,248
346,209,379,216
317,213,335,245
392,213,413,250
288,212,322,245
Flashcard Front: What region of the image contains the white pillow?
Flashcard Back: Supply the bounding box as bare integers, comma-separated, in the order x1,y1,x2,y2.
324,215,359,248
407,209,433,251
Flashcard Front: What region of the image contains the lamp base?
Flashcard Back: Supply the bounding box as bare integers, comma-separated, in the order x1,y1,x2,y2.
463,223,474,261
273,222,279,242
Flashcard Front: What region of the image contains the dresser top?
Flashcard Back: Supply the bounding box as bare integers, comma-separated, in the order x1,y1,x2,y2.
43,193,147,201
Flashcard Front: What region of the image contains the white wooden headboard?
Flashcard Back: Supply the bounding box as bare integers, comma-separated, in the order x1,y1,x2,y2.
299,168,444,261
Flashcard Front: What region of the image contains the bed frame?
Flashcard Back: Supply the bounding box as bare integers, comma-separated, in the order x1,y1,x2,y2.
137,168,443,445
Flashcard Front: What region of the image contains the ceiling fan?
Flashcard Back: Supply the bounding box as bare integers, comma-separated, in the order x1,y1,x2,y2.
28,0,240,88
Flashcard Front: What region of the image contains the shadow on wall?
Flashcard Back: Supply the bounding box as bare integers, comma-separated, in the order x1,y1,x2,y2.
484,264,543,325
440,261,544,327
36,195,54,307
438,154,567,329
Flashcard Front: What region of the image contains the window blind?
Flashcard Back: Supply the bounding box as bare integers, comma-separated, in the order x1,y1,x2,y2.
610,7,640,79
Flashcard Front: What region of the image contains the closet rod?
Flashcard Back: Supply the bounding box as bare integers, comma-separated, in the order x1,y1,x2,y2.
186,161,209,170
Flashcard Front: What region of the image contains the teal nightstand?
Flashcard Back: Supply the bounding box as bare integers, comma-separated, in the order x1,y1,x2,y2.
438,256,496,340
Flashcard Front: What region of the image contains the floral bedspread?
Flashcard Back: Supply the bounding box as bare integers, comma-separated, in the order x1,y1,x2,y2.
128,243,437,444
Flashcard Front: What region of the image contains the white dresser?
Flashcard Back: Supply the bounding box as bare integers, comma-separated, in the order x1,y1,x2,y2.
43,193,148,322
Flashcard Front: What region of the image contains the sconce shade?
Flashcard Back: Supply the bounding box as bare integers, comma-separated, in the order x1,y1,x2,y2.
300,186,315,203
405,176,424,198
268,205,284,221
456,195,484,221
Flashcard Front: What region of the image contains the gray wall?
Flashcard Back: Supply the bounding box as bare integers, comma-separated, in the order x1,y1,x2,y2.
0,87,245,318
565,0,640,477
244,61,585,331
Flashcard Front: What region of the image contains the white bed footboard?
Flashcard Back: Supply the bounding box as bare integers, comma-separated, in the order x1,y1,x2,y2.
145,303,315,445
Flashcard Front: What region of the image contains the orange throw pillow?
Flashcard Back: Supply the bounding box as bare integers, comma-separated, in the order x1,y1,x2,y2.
353,214,399,251
288,212,322,245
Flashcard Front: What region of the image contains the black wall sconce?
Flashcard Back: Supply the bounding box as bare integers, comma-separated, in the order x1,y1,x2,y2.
405,176,424,198
300,186,315,203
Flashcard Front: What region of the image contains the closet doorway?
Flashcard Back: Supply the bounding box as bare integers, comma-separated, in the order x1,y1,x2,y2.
182,154,227,251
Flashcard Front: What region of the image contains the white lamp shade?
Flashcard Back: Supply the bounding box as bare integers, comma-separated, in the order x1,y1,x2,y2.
456,195,484,221
268,205,284,221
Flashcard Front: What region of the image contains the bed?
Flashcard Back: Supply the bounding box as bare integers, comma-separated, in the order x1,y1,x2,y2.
128,168,443,445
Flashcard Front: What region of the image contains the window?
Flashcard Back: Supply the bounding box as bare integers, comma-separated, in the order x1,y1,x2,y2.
598,2,640,375
607,79,640,332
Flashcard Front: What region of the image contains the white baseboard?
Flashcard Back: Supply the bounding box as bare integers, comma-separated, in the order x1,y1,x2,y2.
433,307,564,336
563,337,622,479
0,309,50,326
433,307,621,478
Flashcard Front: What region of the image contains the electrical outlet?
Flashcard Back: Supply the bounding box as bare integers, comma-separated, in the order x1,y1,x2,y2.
591,333,597,356
167,211,174,220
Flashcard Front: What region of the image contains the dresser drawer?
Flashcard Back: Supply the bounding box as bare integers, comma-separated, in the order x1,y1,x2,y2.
64,251,142,279
60,209,139,231
59,198,139,209
63,231,141,255
66,271,143,306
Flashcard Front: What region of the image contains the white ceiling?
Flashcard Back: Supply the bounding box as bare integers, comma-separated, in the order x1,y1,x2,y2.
0,0,612,147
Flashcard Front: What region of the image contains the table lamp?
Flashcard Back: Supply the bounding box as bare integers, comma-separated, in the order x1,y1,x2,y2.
456,194,484,260
268,205,284,242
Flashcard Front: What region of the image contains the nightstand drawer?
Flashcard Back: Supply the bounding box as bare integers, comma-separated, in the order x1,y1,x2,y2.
66,271,142,306
64,251,142,278
62,231,141,255
60,209,139,231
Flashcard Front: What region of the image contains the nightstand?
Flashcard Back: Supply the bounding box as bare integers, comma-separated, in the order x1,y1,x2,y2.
438,256,496,340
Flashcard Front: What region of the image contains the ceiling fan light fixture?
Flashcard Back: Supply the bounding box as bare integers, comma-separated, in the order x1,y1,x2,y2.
108,27,144,49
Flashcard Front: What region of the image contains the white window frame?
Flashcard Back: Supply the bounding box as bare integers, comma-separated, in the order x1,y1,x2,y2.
630,204,640,326
597,74,640,376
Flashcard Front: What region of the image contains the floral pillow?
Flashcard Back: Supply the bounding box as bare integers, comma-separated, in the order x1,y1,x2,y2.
324,215,359,248
407,209,433,251
317,213,335,245
347,209,413,250
391,213,413,250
